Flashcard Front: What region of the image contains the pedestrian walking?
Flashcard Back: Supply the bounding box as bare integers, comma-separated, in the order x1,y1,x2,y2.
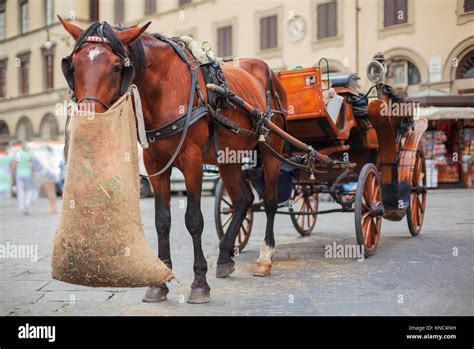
0,145,14,198
11,142,36,215
34,144,58,213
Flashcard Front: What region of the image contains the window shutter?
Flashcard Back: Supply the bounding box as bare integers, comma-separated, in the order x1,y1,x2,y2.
328,1,337,37
114,0,124,24
384,0,408,27
317,1,337,39
464,0,474,12
396,0,408,25
217,26,232,57
317,4,327,39
260,15,278,50
145,0,156,15
0,63,6,98
89,0,99,21
270,15,277,48
384,0,396,27
45,54,54,90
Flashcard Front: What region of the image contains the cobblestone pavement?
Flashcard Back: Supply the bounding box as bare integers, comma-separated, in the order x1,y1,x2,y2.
1,189,473,316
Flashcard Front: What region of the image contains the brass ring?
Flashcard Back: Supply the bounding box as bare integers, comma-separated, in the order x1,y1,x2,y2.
201,41,212,52
190,59,200,71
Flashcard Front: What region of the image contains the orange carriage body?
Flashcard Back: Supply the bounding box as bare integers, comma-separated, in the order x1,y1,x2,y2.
278,67,378,156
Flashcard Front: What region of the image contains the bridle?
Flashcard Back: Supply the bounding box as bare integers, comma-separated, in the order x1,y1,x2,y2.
61,23,135,110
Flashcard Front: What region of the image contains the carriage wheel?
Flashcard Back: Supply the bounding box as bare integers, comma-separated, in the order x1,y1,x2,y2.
407,146,427,237
289,184,319,236
214,179,253,252
355,164,383,257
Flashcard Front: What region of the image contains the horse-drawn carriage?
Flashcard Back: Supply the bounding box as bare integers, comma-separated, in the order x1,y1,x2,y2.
57,16,428,301
214,53,427,257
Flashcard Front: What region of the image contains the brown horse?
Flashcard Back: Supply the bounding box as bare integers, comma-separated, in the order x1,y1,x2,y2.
59,18,287,304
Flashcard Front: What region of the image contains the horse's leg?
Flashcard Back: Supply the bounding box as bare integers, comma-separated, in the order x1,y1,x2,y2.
216,164,254,278
254,140,284,277
180,148,211,304
143,170,172,302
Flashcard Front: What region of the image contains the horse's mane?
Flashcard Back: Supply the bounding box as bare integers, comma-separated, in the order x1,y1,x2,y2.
74,22,147,79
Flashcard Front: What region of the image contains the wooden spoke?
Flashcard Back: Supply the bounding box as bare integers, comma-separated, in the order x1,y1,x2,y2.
355,164,382,257
407,147,427,237
215,179,253,252
290,184,319,236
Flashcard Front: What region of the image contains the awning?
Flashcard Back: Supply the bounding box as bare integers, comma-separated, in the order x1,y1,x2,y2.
417,106,474,120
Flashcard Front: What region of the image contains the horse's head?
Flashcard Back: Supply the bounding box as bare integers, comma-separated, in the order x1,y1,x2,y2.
59,17,150,112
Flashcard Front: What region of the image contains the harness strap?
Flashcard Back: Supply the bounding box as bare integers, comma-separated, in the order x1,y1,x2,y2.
145,106,209,141
129,85,149,149
146,67,199,178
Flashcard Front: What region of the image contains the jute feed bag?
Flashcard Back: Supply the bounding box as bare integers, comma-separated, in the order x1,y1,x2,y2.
51,92,173,287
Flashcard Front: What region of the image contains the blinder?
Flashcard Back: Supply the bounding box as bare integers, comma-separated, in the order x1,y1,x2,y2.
61,56,74,91
61,54,135,98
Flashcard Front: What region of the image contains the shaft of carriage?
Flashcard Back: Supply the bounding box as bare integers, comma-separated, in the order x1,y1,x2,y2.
206,83,354,174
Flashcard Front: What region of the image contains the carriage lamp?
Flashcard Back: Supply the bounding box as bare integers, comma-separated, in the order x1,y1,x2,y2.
366,59,387,84
367,52,388,84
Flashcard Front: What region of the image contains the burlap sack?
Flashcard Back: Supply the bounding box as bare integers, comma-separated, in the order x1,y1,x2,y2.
52,92,173,287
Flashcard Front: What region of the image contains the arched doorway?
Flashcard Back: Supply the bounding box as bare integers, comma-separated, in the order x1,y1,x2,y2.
386,59,421,87
39,113,59,140
443,38,474,94
15,116,33,141
456,49,474,79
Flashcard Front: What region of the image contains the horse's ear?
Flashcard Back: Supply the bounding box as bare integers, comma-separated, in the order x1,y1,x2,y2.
58,16,83,41
115,22,151,45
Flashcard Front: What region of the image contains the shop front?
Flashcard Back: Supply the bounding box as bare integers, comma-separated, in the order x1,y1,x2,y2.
415,96,474,188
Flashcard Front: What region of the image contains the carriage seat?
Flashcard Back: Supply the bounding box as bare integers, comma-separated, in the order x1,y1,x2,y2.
328,73,360,89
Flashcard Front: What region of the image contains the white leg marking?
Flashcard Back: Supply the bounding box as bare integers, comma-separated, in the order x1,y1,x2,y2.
257,241,275,265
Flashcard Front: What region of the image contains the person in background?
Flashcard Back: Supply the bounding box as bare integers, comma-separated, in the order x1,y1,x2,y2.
58,157,66,195
11,142,36,215
35,144,58,213
0,145,14,198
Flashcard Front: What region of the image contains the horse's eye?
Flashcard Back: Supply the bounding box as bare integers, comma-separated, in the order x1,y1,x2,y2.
112,65,122,73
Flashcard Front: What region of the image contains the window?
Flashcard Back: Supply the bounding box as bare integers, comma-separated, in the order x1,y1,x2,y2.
317,1,337,39
179,0,191,6
44,53,54,90
145,0,156,15
217,26,232,58
384,0,408,27
16,117,33,141
20,0,29,34
89,0,99,21
260,15,277,50
465,0,474,13
18,53,30,95
0,60,6,98
45,0,54,26
0,0,6,41
387,60,420,87
456,50,474,79
115,0,124,24
40,114,59,140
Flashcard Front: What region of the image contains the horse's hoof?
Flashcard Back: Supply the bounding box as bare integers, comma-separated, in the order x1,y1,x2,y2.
216,262,235,278
142,285,169,303
253,263,272,277
187,287,211,304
